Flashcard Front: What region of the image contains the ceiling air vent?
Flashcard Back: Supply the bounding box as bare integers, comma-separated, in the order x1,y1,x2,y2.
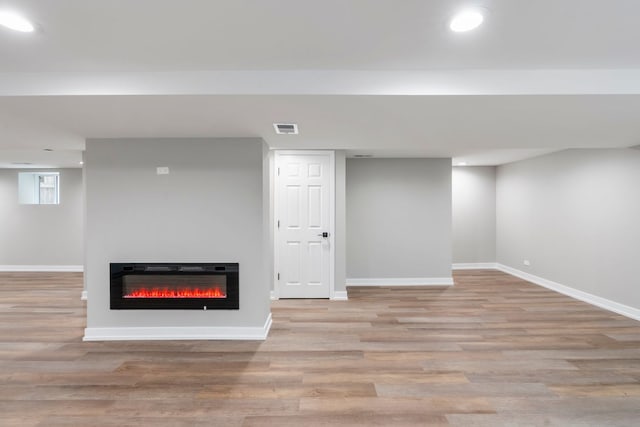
273,123,298,135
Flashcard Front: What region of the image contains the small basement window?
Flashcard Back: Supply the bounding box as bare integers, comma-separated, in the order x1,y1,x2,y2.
18,172,60,205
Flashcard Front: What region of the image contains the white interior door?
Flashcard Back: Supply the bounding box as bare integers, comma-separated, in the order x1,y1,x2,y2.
275,151,334,298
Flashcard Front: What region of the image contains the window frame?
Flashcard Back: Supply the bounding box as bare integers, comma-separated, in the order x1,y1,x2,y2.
18,171,61,205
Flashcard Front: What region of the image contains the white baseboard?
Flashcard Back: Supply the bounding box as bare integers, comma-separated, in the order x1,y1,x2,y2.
80,290,87,301
0,265,84,272
331,290,348,301
83,313,273,341
452,262,498,270
346,277,454,286
496,263,640,322
270,290,349,300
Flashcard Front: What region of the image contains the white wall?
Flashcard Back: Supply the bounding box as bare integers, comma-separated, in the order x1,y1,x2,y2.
0,168,83,267
497,148,640,311
452,166,496,264
335,150,347,292
346,158,452,281
84,138,270,333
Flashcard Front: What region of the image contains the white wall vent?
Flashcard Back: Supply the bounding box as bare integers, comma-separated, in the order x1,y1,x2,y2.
273,123,298,135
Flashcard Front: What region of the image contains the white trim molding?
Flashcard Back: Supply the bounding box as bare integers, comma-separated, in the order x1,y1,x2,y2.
0,265,84,272
496,264,640,322
452,262,498,270
271,289,348,300
346,277,454,286
83,313,273,341
331,291,349,301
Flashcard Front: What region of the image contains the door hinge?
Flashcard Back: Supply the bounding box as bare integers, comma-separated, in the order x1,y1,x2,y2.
277,167,280,176
277,273,280,280
277,220,280,228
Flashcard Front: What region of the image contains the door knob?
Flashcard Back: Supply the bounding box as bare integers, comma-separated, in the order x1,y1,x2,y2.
317,232,329,238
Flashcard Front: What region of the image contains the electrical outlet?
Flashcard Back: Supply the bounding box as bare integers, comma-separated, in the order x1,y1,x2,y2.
156,167,170,175
523,259,531,266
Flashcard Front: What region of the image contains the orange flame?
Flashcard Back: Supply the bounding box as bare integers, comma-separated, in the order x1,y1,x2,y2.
124,287,226,299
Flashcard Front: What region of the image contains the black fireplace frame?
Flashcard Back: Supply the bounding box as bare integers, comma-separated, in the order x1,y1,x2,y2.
110,263,239,310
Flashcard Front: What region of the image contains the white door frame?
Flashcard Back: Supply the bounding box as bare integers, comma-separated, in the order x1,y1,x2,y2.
273,150,336,300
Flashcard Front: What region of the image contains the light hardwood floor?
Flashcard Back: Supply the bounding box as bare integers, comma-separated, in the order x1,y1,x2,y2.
1,270,639,426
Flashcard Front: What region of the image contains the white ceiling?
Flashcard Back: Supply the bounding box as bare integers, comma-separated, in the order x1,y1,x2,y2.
5,0,640,71
1,0,640,167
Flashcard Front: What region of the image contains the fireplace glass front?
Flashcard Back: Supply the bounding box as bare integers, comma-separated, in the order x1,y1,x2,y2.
110,263,239,310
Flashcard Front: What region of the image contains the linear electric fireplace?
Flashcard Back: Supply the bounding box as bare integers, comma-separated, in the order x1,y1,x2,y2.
110,263,239,310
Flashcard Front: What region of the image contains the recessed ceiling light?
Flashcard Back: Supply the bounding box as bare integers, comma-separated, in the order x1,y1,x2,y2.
450,9,484,33
79,161,84,165
0,11,35,33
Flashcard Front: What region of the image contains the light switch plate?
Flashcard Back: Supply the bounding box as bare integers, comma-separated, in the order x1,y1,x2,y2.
156,167,170,175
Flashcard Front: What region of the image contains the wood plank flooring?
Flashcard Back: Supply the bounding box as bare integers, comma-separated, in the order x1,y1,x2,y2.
1,270,639,426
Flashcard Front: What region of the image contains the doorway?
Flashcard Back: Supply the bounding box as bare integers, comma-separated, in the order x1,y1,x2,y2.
274,151,335,298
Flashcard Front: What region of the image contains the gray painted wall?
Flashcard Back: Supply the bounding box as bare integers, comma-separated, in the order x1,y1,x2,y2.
346,158,452,279
0,168,83,266
84,138,270,328
496,148,640,310
452,166,496,263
